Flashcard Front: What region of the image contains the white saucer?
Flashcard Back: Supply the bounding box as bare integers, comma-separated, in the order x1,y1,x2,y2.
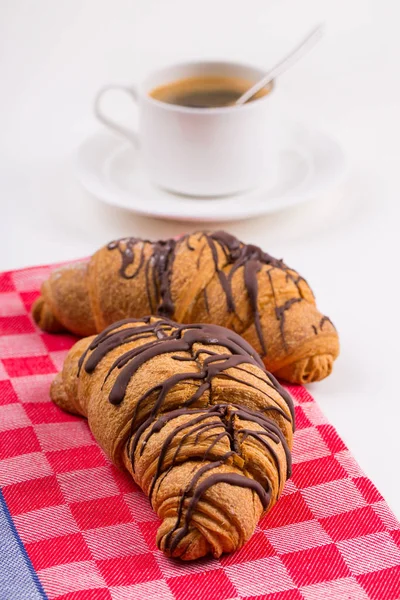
75,124,346,222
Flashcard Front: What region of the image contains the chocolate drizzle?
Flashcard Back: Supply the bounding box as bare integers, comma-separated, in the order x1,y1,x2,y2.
203,288,210,314
203,232,280,355
107,238,145,280
107,231,310,356
78,317,294,552
320,316,335,331
107,237,177,316
130,403,292,495
166,468,270,553
275,298,303,350
78,317,294,420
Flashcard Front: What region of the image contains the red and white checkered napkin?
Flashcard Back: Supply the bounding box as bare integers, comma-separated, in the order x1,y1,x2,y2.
1,264,400,600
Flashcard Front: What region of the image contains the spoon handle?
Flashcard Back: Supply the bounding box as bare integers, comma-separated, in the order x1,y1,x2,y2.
235,24,325,106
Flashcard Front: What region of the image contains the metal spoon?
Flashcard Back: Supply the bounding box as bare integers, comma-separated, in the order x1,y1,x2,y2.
235,24,325,106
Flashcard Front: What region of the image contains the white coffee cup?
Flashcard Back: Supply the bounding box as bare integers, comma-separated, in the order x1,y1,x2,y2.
94,61,277,197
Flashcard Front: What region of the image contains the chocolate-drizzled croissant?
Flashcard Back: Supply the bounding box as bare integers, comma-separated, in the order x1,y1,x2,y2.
34,231,339,384
51,317,294,560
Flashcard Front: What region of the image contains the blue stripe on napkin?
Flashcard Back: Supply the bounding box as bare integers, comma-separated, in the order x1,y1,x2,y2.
0,491,47,599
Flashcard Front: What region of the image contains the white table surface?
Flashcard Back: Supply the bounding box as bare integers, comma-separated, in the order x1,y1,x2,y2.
1,0,399,517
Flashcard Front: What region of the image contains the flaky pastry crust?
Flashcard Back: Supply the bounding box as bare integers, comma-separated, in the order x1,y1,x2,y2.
34,231,339,384
51,317,294,560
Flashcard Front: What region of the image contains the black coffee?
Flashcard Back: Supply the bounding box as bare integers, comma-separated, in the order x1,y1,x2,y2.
150,75,270,108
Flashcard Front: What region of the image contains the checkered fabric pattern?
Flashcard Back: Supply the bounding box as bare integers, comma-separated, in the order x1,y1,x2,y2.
0,264,399,600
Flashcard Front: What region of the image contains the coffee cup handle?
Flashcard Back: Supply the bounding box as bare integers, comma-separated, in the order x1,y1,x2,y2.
94,84,139,145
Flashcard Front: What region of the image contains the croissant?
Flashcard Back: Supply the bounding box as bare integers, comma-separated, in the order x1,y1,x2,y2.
51,316,294,560
33,230,339,384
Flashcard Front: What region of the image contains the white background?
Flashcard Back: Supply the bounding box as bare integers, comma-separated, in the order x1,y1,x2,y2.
1,0,400,516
